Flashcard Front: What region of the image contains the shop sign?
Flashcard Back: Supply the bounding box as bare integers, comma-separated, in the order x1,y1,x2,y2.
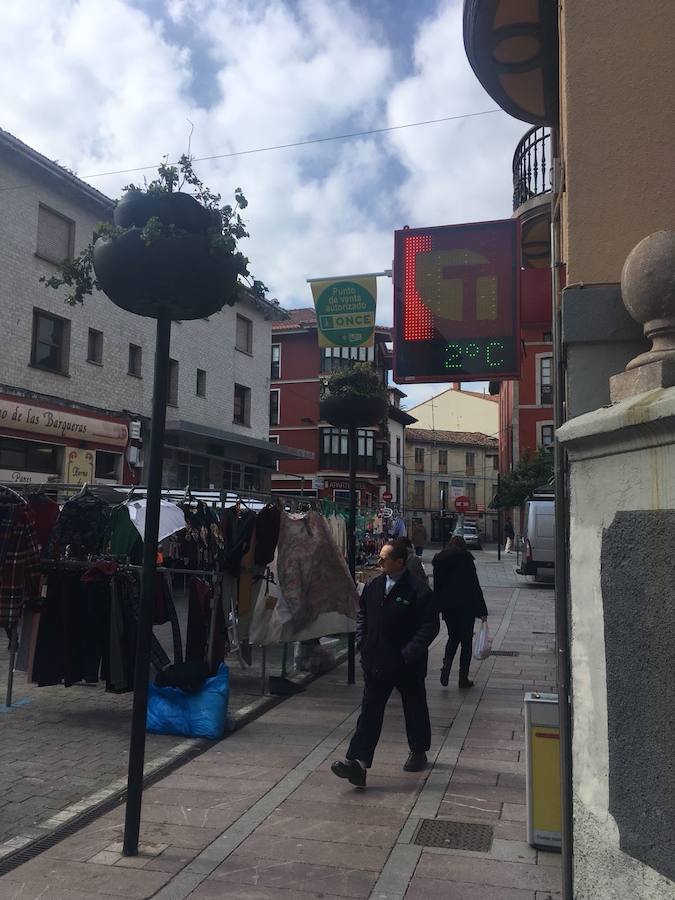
66,448,95,485
0,469,58,485
310,276,376,348
0,397,128,448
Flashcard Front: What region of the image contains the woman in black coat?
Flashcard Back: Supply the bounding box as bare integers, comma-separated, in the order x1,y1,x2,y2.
432,535,488,688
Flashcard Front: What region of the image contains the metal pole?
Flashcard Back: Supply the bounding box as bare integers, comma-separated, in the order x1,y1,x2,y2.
347,424,357,684
5,626,18,708
551,184,574,900
123,312,171,857
497,473,502,561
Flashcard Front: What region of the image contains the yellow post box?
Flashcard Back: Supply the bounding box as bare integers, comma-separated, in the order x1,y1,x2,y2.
524,691,561,850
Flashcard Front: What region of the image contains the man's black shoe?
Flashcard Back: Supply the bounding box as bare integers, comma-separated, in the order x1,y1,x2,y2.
403,751,427,772
458,677,475,688
331,759,366,788
440,665,450,687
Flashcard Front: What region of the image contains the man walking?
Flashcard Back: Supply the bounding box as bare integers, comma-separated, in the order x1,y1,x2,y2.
331,539,439,788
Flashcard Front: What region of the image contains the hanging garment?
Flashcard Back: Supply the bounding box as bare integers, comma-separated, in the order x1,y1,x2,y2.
110,504,143,561
26,495,59,555
48,491,111,558
0,502,40,629
254,504,281,566
32,572,110,686
185,577,226,671
237,529,257,620
221,506,256,575
180,500,225,568
276,511,359,633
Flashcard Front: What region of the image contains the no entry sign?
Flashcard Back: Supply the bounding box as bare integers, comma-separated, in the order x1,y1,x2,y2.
455,495,471,512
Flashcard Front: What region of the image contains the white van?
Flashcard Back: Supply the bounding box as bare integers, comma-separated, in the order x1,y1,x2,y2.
517,494,554,580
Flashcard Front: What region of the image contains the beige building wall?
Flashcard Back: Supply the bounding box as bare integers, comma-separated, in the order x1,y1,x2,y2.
559,0,675,285
406,389,498,437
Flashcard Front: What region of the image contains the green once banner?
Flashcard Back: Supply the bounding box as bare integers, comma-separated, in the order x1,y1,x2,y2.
311,277,376,348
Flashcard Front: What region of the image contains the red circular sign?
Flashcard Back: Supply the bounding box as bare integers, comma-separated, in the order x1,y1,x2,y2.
455,495,470,512
382,491,393,502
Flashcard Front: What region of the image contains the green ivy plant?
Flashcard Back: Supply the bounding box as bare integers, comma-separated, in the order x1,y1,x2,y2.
41,155,268,307
492,447,553,509
321,361,389,402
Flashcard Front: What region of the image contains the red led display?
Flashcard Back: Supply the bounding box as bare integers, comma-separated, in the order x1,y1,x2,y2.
393,219,521,384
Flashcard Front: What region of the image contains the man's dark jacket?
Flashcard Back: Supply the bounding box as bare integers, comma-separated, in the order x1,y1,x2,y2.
432,548,488,619
356,570,439,681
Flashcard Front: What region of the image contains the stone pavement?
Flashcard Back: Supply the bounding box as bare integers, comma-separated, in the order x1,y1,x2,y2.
0,550,562,899
0,593,300,851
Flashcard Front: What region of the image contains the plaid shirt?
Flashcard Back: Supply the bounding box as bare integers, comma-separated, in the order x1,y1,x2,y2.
0,503,41,629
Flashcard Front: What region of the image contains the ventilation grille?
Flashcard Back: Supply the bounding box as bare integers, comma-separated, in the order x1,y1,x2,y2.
413,818,494,852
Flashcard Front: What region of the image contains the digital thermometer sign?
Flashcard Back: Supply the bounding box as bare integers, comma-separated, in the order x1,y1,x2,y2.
393,219,520,383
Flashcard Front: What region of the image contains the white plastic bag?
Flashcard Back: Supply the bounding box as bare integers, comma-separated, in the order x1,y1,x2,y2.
473,620,492,660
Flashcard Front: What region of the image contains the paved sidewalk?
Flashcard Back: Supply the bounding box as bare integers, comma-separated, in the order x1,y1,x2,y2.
0,597,298,851
0,554,561,899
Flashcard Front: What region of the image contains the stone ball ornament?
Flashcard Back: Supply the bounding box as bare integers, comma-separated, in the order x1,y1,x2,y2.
621,230,675,370
92,191,238,320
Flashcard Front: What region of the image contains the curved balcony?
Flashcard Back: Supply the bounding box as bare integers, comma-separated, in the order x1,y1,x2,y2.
513,126,552,269
463,0,558,126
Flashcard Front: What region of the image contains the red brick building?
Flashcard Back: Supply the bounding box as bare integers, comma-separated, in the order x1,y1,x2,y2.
495,267,554,471
269,309,415,507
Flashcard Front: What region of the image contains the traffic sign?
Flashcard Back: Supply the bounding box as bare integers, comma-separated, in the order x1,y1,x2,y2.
382,490,393,501
455,495,470,512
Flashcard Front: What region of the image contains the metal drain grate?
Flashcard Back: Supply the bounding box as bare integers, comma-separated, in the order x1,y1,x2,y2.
491,650,519,657
414,818,494,852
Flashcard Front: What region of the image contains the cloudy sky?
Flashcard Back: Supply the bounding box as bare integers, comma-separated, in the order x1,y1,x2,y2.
1,0,524,407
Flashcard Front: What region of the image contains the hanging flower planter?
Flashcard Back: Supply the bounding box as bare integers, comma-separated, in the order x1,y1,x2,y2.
40,156,268,321
319,362,389,428
93,192,237,319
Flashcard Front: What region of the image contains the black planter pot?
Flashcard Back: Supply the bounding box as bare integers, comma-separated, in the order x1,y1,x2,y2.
320,394,388,428
93,191,237,320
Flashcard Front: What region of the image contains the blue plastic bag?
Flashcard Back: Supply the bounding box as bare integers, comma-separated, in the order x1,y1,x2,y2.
147,663,229,739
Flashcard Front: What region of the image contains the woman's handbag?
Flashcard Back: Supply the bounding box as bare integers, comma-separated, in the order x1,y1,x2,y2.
473,620,492,660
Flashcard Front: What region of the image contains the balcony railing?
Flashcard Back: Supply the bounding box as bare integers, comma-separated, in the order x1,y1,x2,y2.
513,126,551,211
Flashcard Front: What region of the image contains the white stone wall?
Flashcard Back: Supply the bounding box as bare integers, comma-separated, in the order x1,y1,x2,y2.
0,154,273,441
558,388,675,900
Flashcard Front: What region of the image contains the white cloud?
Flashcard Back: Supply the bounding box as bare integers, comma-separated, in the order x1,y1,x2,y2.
1,0,522,407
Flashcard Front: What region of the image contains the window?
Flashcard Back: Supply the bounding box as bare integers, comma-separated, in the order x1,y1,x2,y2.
438,449,448,473
396,436,401,465
0,438,60,474
539,356,553,404
395,475,401,503
36,204,74,264
414,447,424,472
233,383,251,426
413,480,425,507
177,454,207,490
95,451,121,481
128,344,142,377
235,315,253,354
269,434,280,471
320,427,375,470
31,309,70,374
466,482,476,506
490,455,499,470
271,344,281,379
438,481,449,509
167,358,179,406
543,331,552,342
465,451,475,475
269,389,280,426
320,345,375,372
540,423,555,448
196,368,206,397
87,328,103,365
223,460,241,490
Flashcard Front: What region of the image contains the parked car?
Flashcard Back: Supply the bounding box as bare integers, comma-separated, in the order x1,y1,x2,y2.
517,493,554,580
452,522,482,550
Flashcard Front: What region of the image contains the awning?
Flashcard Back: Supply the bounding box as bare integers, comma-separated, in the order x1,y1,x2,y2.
164,419,313,462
